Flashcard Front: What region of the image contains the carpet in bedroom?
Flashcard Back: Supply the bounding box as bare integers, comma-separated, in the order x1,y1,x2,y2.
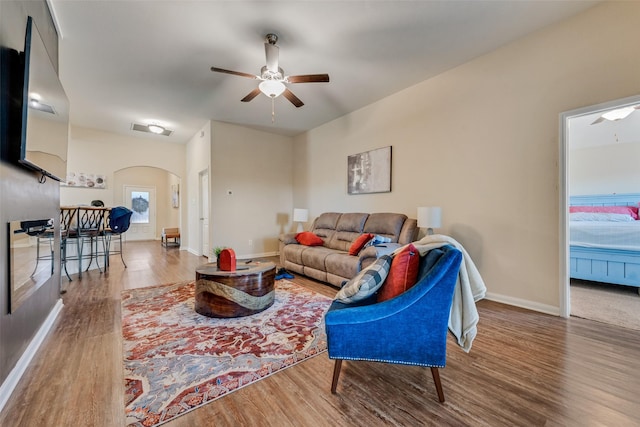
570,280,640,331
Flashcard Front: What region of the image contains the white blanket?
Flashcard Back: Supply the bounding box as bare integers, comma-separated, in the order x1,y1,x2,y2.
398,235,486,352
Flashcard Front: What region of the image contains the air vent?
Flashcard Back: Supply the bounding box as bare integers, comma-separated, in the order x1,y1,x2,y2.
131,123,173,136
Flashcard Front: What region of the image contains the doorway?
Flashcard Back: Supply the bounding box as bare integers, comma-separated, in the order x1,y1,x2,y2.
199,169,210,258
560,94,640,320
124,185,156,241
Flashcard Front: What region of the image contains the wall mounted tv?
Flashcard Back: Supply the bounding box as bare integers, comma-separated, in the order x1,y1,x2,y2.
16,16,69,182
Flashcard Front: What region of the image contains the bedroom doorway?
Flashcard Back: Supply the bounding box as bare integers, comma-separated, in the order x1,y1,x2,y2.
560,94,640,326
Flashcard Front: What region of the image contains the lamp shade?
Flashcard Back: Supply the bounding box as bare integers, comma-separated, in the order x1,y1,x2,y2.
417,207,442,228
293,208,309,223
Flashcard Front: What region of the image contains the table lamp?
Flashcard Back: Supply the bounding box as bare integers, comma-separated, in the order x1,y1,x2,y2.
293,208,309,233
417,207,442,235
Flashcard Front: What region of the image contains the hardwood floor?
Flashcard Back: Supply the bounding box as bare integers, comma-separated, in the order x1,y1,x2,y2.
1,241,639,426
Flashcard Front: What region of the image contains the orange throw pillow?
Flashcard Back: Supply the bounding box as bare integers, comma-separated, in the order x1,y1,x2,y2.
349,233,374,255
295,231,324,246
377,243,420,302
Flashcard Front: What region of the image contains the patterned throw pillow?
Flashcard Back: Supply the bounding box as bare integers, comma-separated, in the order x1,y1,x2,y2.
377,243,420,302
334,255,392,303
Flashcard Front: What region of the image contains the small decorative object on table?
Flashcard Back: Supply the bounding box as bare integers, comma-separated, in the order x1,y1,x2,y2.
218,248,237,271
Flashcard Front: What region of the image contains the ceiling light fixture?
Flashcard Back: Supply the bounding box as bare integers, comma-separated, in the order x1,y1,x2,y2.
259,80,286,98
147,124,165,134
259,80,287,123
601,106,635,121
591,105,640,125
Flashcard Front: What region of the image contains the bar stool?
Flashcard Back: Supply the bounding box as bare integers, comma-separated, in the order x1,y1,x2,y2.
66,206,105,278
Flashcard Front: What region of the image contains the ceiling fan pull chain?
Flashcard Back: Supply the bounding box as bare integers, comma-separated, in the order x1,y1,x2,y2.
271,96,276,123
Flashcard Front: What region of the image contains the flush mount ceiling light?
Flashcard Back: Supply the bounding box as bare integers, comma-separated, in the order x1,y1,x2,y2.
591,105,640,125
131,123,173,136
28,98,55,114
147,124,165,134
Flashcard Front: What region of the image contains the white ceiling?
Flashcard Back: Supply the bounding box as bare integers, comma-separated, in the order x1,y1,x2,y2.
50,0,599,143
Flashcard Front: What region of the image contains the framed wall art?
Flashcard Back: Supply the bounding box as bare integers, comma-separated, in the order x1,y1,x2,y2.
347,146,392,195
61,172,106,188
171,184,180,208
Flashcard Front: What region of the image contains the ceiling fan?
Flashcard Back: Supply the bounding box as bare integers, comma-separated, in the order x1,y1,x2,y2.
591,105,640,125
210,33,329,111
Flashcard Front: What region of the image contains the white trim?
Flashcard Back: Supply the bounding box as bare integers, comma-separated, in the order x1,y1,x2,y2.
237,251,278,260
186,247,201,257
559,93,640,319
45,0,63,40
0,298,63,413
184,249,277,261
485,292,559,316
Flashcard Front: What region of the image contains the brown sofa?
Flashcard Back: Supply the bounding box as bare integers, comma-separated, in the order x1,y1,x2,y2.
279,212,418,287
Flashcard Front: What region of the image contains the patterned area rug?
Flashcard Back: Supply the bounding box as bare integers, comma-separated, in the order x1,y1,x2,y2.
122,279,332,427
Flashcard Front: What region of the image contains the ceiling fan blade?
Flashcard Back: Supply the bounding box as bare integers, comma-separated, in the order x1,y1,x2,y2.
241,88,262,103
286,74,330,83
265,43,279,73
283,88,304,108
211,67,258,80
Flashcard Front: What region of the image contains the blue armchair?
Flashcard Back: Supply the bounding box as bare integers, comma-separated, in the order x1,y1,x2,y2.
324,244,463,402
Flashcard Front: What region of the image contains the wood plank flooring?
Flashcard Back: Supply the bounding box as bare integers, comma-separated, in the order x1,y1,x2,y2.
1,241,639,426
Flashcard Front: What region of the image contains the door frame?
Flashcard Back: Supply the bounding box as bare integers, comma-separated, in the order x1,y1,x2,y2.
199,169,210,259
559,93,640,318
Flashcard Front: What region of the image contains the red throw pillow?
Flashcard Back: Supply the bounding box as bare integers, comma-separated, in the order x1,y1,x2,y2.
349,233,374,256
295,231,324,246
377,243,420,302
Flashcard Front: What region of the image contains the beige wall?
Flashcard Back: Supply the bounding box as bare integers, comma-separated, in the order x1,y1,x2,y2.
112,166,180,238
570,142,640,195
61,126,186,237
292,1,640,313
210,121,293,258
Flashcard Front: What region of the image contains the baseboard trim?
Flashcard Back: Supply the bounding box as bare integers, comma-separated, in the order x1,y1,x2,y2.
0,298,64,413
237,251,278,260
484,292,560,316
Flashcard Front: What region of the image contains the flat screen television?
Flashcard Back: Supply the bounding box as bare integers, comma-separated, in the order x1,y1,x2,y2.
17,16,69,182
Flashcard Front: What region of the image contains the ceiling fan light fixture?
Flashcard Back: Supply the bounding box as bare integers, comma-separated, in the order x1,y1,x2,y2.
259,80,286,98
601,106,635,121
147,124,165,134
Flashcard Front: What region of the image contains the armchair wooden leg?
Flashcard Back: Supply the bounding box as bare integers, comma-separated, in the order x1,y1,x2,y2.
430,367,445,403
331,360,343,394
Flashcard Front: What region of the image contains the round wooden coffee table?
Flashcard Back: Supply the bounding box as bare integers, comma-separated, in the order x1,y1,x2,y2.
195,261,276,318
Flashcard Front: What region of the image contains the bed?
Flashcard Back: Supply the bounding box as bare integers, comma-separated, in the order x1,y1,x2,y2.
569,193,640,293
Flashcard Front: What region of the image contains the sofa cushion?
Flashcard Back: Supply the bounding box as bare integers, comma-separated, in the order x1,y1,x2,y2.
311,212,341,247
296,231,324,246
397,218,418,245
325,213,369,251
301,246,336,271
334,255,392,303
314,212,341,229
325,252,362,281
377,244,420,302
349,233,374,255
363,213,407,243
